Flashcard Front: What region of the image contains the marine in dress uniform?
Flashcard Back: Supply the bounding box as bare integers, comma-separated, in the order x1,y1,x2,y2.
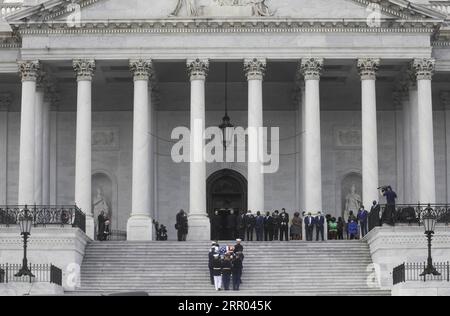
222,255,233,291
212,254,223,291
232,252,243,291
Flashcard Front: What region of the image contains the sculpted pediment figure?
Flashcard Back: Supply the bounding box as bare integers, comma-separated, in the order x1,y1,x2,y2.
170,0,274,17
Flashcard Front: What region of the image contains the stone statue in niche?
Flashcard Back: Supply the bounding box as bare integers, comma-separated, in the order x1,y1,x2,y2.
344,183,361,222
93,187,111,222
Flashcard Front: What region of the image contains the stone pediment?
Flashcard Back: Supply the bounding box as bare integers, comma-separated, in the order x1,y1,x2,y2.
5,0,448,23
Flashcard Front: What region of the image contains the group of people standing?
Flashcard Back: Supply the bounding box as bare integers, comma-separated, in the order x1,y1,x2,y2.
208,239,245,291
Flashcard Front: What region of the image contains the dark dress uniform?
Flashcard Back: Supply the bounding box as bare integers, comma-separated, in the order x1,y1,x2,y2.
222,259,232,291
176,211,188,241
208,250,215,285
232,255,243,291
279,211,290,241
234,243,244,253
212,257,223,291
272,212,280,240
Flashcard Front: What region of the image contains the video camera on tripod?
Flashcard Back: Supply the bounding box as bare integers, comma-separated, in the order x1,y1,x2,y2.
378,185,392,194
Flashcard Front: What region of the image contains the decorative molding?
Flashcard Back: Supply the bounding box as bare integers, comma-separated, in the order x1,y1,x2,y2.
73,58,96,81
357,58,380,80
300,58,324,80
17,60,40,82
0,92,12,111
92,127,120,151
243,58,266,81
129,59,153,81
187,58,209,81
412,58,435,80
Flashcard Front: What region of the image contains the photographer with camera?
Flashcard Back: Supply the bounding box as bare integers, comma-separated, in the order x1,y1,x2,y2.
379,186,397,226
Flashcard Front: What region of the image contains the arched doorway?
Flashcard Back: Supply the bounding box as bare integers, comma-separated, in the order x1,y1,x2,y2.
207,169,247,240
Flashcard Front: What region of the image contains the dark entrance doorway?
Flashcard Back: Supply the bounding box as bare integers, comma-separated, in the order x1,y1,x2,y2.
207,169,247,241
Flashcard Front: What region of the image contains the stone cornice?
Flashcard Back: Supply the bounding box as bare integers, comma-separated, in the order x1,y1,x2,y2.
9,19,441,36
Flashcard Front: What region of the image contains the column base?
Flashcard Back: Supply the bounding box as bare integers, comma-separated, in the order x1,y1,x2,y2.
187,214,211,241
85,215,95,240
127,215,153,241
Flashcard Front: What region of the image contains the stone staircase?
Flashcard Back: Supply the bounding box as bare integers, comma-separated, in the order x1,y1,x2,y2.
71,240,391,296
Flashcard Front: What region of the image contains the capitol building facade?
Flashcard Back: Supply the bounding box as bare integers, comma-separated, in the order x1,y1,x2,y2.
0,0,450,242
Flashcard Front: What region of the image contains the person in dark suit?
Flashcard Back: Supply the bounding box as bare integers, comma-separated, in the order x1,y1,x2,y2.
264,212,274,241
369,200,381,231
97,211,106,241
357,206,369,237
315,212,325,241
236,210,246,240
279,209,290,241
382,186,397,226
304,213,314,241
272,210,280,240
245,210,255,241
212,254,223,291
176,209,188,241
255,211,264,241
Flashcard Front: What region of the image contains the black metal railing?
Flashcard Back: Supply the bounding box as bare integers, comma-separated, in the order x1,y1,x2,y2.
393,262,450,285
369,204,450,231
0,263,62,286
0,205,86,233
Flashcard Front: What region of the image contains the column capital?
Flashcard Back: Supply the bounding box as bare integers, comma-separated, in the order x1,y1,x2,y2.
0,92,12,111
440,91,450,110
244,58,267,81
300,58,324,80
73,59,96,81
18,61,40,82
129,59,154,81
357,58,380,80
411,58,435,80
187,58,209,81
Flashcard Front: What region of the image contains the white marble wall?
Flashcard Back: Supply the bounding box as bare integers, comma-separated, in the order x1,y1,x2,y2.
1,108,448,240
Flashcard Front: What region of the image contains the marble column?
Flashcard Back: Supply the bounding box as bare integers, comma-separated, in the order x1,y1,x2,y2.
294,78,304,211
127,59,154,241
408,78,419,203
0,93,11,205
187,58,210,241
18,61,40,205
42,88,52,205
412,58,436,203
441,92,450,203
34,73,45,205
358,58,380,209
73,59,96,239
300,58,323,212
244,58,266,213
398,81,411,204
